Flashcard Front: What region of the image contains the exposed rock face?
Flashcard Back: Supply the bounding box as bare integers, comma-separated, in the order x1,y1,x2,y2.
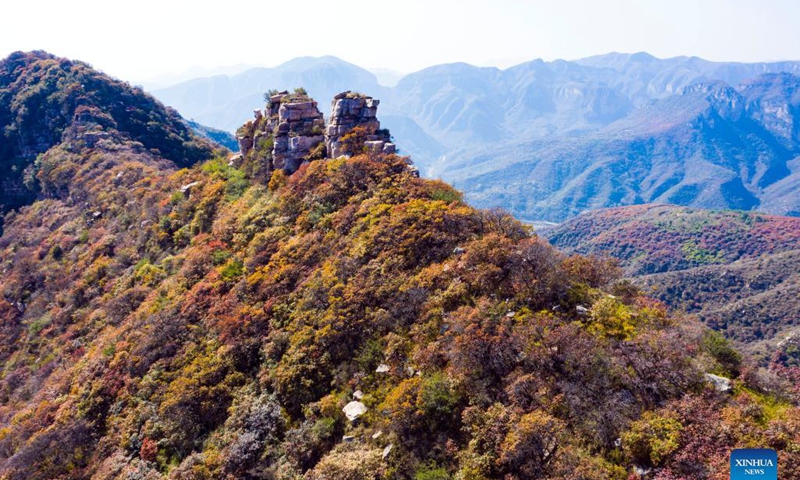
237,90,397,178
325,91,395,158
704,373,732,393
237,91,326,175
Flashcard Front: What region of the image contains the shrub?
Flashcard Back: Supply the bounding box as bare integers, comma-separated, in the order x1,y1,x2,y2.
622,411,683,467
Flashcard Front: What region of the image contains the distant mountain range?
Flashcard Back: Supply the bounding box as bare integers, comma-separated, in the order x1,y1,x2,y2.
151,53,800,221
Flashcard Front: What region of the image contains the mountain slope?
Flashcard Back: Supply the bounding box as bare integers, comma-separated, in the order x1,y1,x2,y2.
545,204,800,354
2,54,798,479
0,51,216,221
453,75,800,221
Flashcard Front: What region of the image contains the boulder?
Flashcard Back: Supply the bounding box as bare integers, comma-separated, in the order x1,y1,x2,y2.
343,401,367,421
180,181,202,196
382,444,393,460
704,373,732,393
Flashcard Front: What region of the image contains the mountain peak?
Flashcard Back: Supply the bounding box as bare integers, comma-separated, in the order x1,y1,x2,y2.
233,90,399,179
0,50,215,214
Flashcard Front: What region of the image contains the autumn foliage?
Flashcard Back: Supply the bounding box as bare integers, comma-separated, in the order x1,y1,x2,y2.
0,54,798,480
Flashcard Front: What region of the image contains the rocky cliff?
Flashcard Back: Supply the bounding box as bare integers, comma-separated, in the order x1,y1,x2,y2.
235,90,395,178
326,91,395,158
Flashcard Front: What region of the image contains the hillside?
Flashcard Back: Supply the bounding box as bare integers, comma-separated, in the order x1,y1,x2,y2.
545,204,800,355
1,53,798,479
0,51,216,224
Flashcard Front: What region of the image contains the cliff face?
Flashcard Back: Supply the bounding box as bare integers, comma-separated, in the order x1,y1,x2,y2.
235,90,396,178
326,91,395,158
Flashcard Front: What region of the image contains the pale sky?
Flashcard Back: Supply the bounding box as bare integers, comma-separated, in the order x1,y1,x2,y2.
2,0,799,83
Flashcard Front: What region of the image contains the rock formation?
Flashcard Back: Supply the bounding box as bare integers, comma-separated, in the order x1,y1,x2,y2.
236,90,396,178
325,91,395,158
236,91,326,176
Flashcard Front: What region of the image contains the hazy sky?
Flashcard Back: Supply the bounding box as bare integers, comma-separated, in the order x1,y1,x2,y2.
2,0,799,83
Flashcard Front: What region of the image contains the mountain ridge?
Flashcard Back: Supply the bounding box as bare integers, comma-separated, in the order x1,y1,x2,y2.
150,53,800,221
2,52,799,479
0,51,219,229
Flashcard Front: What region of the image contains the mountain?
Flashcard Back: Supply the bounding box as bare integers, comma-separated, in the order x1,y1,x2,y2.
149,54,800,219
2,52,798,479
545,204,800,355
451,74,800,221
0,50,217,228
153,56,388,132
185,119,238,152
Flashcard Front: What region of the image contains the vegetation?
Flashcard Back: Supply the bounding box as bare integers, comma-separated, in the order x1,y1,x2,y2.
547,204,800,355
0,53,798,479
0,51,216,219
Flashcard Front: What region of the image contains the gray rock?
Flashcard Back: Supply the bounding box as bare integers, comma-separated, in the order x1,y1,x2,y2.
227,153,243,167
376,364,390,373
704,373,732,393
180,181,202,195
342,401,367,421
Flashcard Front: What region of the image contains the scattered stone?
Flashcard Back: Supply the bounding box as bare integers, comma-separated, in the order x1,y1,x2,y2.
227,152,243,167
343,435,355,442
353,390,364,400
375,364,390,374
453,247,466,255
405,366,415,377
704,373,732,393
92,211,102,218
576,305,590,315
506,311,516,318
371,430,383,440
180,181,202,195
342,401,367,421
382,444,393,460
633,466,652,476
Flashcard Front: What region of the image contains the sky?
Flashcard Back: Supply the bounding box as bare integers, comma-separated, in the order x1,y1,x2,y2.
2,0,799,84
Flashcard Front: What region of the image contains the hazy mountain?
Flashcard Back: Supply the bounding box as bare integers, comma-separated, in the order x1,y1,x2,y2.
450,73,800,221
369,67,405,87
134,63,256,91
153,56,387,132
150,54,800,222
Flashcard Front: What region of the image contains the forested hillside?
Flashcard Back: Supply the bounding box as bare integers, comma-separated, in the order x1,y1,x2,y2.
546,204,800,359
0,52,798,480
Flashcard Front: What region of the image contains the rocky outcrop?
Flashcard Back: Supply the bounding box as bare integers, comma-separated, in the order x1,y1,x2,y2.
325,91,395,158
237,90,397,177
237,91,326,176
